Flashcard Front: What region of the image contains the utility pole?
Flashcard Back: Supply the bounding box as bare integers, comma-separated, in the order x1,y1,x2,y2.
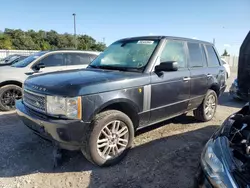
72,13,77,49
213,38,216,46
103,37,106,44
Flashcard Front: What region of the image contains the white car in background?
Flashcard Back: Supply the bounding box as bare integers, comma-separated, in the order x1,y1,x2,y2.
221,58,230,79
0,50,100,111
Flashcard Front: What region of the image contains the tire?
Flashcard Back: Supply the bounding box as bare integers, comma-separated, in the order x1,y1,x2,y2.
0,85,22,111
81,110,134,167
193,89,218,122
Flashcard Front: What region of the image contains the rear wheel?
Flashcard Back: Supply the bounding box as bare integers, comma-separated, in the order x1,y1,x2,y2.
0,85,22,111
81,110,134,167
193,89,218,122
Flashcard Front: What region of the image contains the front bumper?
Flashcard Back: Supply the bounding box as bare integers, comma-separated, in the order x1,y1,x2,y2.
197,166,213,188
16,100,90,150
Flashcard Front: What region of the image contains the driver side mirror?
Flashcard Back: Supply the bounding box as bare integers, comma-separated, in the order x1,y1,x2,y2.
34,63,45,70
155,61,178,72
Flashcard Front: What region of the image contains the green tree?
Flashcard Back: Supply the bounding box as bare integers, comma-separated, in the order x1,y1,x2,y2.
222,49,230,56
1,28,106,51
90,42,106,51
0,34,12,49
40,40,51,50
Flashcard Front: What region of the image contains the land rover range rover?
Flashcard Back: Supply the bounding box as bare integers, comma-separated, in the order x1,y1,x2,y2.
16,36,226,166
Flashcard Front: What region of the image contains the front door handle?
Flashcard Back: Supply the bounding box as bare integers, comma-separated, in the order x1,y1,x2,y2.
183,77,191,81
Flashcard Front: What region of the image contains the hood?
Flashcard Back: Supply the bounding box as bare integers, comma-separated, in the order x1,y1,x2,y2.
24,68,150,96
238,31,250,97
0,66,26,82
0,66,21,72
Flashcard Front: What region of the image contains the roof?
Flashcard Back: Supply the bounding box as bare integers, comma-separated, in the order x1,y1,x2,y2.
40,50,101,55
117,36,213,45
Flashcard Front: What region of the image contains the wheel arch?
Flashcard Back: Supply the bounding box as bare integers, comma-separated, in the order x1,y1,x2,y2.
92,99,140,130
0,80,23,88
209,83,220,96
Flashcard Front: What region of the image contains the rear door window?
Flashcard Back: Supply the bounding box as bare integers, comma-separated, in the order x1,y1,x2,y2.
64,53,92,66
205,45,221,67
187,43,204,68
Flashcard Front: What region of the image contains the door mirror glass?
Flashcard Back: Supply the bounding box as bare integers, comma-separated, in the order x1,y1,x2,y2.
155,61,178,72
34,62,45,70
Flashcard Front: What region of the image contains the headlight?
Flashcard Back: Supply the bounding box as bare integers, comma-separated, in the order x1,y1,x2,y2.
204,144,224,176
220,116,235,135
46,96,82,119
201,141,227,188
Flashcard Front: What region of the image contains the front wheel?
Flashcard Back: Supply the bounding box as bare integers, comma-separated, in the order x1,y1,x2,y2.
81,110,134,167
0,85,22,111
193,89,218,122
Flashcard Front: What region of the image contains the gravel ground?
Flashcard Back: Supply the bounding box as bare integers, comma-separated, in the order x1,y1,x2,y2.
0,70,245,188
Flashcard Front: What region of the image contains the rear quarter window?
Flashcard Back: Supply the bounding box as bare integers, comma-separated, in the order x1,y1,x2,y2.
64,53,96,66
206,45,221,67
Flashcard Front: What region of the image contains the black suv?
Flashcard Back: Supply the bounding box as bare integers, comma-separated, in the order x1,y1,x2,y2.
16,36,226,167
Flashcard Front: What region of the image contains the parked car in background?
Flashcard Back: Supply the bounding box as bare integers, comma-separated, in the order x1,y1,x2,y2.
0,50,100,111
197,103,250,188
221,58,230,79
198,30,250,188
0,54,23,65
0,55,28,66
229,78,248,101
16,36,226,167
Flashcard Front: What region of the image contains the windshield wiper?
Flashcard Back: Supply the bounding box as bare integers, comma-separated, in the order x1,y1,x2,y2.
88,64,100,69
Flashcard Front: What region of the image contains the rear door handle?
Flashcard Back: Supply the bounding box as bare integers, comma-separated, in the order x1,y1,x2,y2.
183,77,191,81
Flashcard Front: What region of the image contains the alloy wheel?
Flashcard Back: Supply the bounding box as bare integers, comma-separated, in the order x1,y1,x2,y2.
97,120,129,160
204,94,216,119
0,89,22,110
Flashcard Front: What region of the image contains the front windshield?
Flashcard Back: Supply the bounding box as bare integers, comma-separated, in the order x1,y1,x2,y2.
11,51,47,68
89,39,159,71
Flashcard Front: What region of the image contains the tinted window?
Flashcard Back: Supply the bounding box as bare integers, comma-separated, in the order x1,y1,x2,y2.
160,40,186,68
40,53,64,67
206,45,220,67
187,43,204,68
200,45,208,67
11,51,48,67
65,53,92,66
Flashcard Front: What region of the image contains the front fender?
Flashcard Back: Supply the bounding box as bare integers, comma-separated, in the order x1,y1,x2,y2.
81,87,143,122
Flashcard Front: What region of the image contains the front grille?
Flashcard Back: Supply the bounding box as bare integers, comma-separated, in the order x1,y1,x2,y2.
23,90,46,113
